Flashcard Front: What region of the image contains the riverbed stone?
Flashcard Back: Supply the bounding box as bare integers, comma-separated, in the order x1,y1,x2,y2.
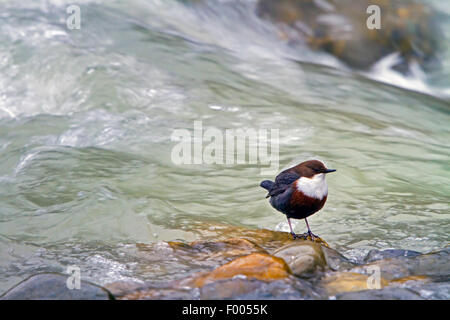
321,272,389,296
336,280,450,300
180,253,292,288
273,241,326,276
335,287,424,300
363,249,422,263
0,273,114,300
198,277,324,299
104,280,147,298
272,240,355,276
352,247,450,281
256,0,440,72
168,238,268,261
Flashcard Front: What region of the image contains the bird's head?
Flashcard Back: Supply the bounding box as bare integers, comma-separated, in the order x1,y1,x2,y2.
294,160,336,179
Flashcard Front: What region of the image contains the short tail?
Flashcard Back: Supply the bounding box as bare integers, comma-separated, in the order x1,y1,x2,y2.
260,180,274,198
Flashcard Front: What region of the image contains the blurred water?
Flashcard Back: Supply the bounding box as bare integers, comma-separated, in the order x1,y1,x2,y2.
0,0,449,292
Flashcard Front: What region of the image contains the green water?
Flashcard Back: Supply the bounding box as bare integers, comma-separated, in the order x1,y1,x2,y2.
0,0,449,292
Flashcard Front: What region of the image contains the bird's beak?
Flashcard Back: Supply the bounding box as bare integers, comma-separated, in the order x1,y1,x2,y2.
324,169,336,173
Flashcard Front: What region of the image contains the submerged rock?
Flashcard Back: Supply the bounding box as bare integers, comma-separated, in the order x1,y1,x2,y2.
321,272,389,296
336,282,450,300
256,0,441,72
104,280,147,298
168,238,268,262
352,247,450,281
363,249,422,263
0,273,114,300
336,286,424,300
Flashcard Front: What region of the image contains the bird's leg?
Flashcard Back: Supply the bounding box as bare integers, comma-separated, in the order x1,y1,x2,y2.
287,218,298,239
304,218,318,240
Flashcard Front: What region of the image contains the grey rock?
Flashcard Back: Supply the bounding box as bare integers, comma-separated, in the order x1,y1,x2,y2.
273,242,326,276
336,287,424,300
364,249,422,263
0,273,114,300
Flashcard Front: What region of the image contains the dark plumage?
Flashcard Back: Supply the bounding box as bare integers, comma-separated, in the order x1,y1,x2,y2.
260,160,336,239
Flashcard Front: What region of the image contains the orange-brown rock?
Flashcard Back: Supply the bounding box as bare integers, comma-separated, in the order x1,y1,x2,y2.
390,275,430,284
321,272,389,295
168,238,267,260
182,253,292,287
155,221,296,252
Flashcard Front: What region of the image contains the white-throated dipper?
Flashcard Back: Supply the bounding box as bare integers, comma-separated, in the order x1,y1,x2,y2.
260,160,336,239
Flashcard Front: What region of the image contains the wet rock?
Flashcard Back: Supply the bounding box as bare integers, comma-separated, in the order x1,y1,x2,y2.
352,247,450,281
256,0,440,72
0,273,114,300
120,287,198,300
119,277,324,300
336,281,450,300
363,249,422,263
273,240,355,277
321,246,356,271
335,287,424,300
273,241,327,276
184,222,297,252
199,277,324,300
408,282,450,300
182,253,292,287
104,280,147,298
168,238,268,262
321,272,389,296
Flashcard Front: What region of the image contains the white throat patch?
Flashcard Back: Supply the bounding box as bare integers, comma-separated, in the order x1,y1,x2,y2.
296,173,328,200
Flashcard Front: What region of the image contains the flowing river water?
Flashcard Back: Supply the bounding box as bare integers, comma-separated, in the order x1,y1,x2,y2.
0,0,449,293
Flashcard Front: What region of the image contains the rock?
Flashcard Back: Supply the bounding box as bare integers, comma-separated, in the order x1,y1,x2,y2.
336,287,424,300
256,0,440,72
390,275,430,285
352,247,450,281
198,277,324,300
182,221,297,252
273,241,326,276
120,287,198,300
321,246,356,271
363,249,422,263
104,280,147,298
119,277,325,300
336,280,450,300
168,238,268,262
321,272,389,296
180,253,292,288
272,240,355,277
0,273,114,300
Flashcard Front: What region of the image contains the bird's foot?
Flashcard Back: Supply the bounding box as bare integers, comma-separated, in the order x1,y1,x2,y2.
307,231,319,241
290,232,308,240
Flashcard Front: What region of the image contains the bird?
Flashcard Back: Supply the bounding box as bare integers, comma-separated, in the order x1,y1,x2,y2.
260,159,336,240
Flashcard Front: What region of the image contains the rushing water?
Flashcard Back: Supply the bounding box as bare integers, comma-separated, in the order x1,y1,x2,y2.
0,0,449,293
